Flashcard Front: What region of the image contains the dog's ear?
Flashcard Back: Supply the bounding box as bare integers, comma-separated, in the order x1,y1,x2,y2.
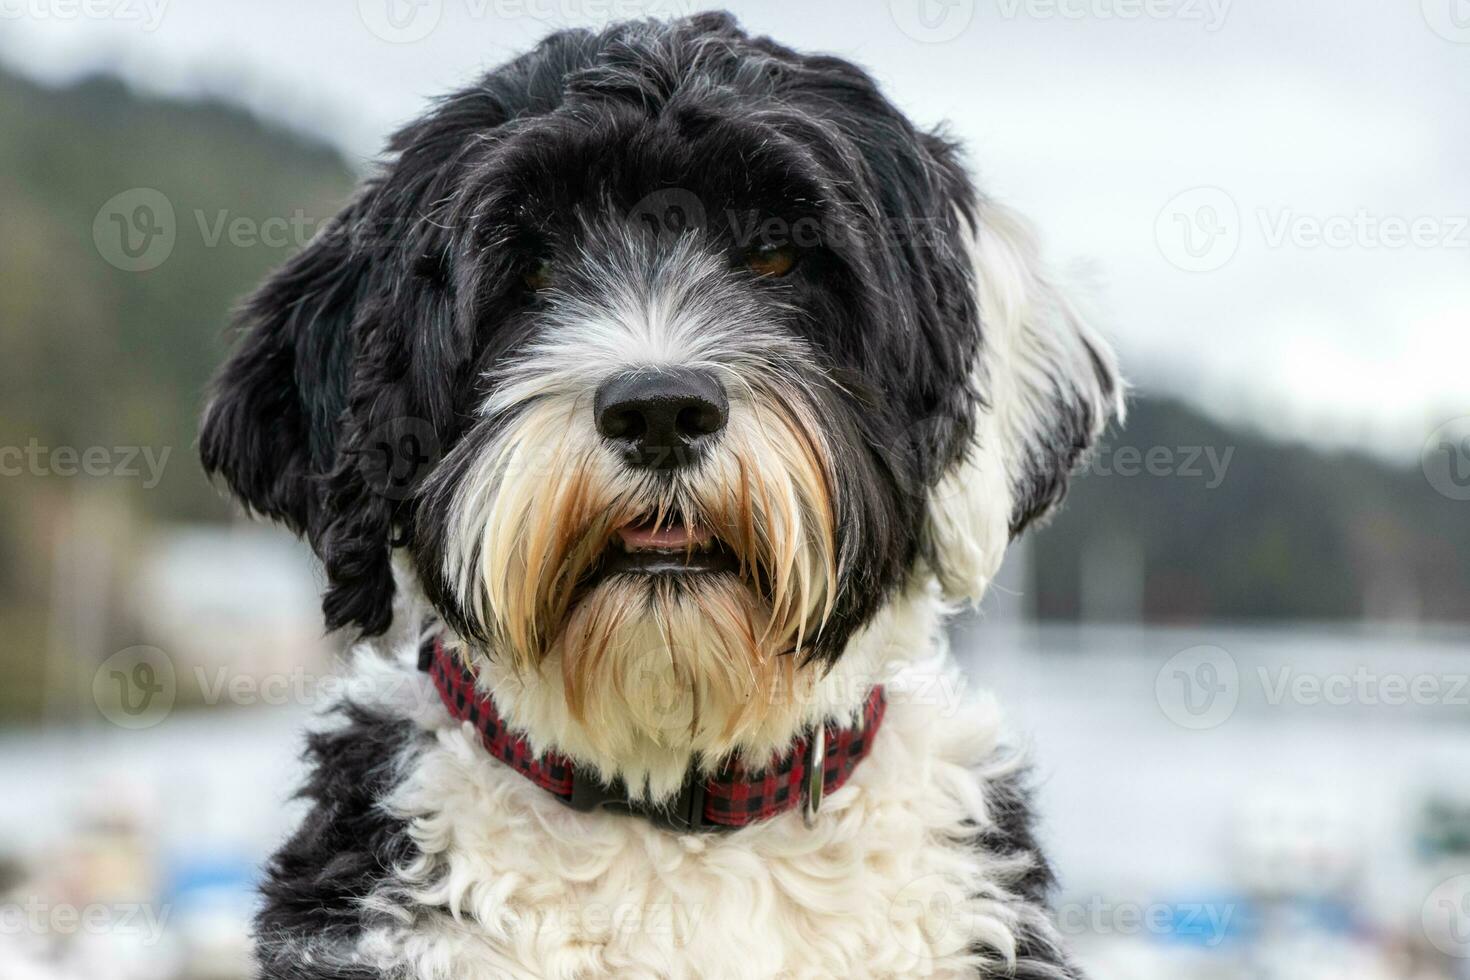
199,202,365,539
199,192,404,635
928,202,1125,602
201,131,489,636
200,58,540,635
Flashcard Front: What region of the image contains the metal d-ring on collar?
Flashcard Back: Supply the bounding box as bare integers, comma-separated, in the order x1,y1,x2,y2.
802,725,826,827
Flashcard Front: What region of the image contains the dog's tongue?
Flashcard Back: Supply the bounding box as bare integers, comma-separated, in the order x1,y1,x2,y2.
618,520,712,551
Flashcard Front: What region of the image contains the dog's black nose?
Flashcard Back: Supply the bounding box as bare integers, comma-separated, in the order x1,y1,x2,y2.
594,368,728,470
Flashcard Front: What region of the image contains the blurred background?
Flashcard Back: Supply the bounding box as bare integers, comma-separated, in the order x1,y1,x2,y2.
0,1,1466,977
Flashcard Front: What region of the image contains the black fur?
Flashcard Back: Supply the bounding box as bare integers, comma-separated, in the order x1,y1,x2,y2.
1009,343,1121,537
971,769,1086,978
254,702,423,979
976,769,1057,907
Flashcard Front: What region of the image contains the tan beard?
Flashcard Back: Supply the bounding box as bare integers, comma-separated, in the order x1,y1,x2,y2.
444,383,840,758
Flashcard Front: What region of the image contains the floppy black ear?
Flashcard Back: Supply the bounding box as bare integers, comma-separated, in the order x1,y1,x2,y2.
200,204,365,537
200,77,516,634
200,191,409,634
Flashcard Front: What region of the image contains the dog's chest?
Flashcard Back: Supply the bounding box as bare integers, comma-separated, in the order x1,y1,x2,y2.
361,696,1014,980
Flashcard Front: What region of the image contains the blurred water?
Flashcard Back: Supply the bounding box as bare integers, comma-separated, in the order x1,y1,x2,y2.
954,621,1469,885
953,620,1470,979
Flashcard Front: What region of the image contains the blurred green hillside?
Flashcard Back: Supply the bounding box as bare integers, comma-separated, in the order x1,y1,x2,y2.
0,66,355,719
0,67,354,516
0,65,1463,722
1031,397,1470,623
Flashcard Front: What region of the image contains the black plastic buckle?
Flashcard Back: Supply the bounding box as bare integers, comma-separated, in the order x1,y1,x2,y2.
565,766,710,834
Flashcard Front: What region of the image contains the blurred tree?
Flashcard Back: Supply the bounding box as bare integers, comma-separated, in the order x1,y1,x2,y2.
1031,396,1470,624
0,67,354,722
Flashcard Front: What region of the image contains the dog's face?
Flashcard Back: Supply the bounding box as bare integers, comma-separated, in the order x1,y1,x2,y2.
201,15,1119,761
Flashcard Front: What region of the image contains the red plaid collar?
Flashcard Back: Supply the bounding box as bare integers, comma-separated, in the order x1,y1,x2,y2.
422,636,886,832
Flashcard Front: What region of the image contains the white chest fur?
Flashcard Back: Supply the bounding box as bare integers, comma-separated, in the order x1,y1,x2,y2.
349,645,1055,980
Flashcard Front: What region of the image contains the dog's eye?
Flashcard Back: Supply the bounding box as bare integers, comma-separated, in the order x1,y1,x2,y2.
524,258,553,291
741,244,798,278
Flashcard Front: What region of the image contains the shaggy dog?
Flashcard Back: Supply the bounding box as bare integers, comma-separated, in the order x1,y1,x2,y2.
200,13,1121,979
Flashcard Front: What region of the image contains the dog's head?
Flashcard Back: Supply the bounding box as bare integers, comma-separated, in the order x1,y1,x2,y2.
201,14,1120,777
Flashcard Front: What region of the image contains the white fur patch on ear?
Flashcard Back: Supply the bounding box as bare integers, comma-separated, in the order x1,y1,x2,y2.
929,202,1126,604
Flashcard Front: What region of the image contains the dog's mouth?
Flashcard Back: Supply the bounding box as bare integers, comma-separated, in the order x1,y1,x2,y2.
584,513,741,584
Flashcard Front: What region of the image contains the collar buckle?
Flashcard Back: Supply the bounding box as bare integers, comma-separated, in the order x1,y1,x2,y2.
567,766,710,835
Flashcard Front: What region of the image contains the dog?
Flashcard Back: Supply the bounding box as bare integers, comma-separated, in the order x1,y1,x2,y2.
199,13,1121,979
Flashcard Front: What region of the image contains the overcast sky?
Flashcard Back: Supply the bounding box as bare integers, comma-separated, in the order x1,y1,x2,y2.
3,0,1466,459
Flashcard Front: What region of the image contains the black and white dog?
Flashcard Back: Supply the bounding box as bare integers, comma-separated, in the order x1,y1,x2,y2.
200,13,1121,979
